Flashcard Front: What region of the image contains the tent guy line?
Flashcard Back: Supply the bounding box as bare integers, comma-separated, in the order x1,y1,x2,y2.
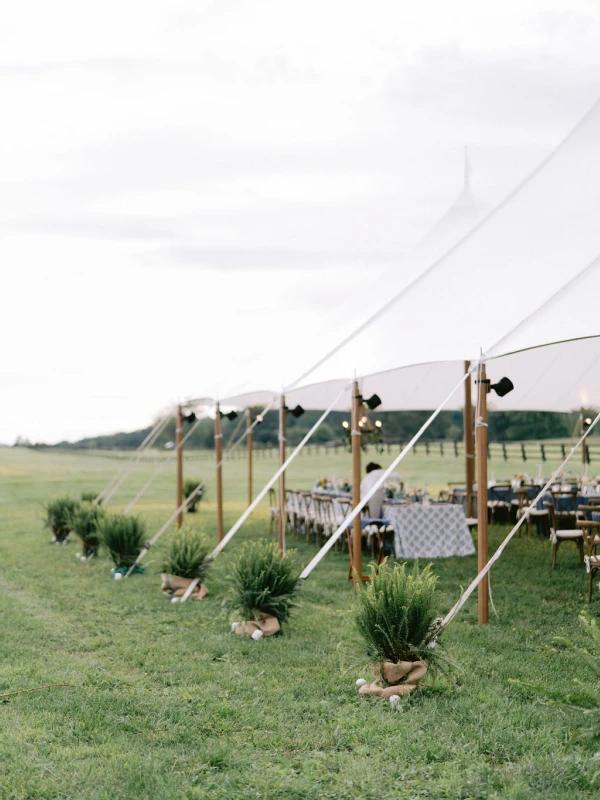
439,407,600,631
123,411,209,514
208,383,351,560
298,365,475,581
124,397,277,577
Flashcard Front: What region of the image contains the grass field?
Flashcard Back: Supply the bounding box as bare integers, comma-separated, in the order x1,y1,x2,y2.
1,446,600,799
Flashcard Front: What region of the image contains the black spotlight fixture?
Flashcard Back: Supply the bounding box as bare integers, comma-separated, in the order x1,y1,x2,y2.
184,412,196,424
490,377,514,398
289,404,305,419
220,410,238,421
583,416,593,430
364,393,382,411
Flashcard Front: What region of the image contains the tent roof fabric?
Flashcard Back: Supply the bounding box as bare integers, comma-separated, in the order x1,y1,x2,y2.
282,99,600,391
225,336,600,414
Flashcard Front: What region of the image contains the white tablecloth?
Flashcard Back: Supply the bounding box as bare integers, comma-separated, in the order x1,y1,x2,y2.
382,504,476,559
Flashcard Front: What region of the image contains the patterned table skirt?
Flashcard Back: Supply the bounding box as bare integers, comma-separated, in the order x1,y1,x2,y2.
382,504,476,560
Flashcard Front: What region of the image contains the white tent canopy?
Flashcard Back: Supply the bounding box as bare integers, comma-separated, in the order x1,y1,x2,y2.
223,335,600,414
273,98,600,392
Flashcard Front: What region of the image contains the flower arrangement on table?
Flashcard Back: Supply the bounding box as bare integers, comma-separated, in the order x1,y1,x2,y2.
313,477,334,492
335,478,352,494
512,473,530,487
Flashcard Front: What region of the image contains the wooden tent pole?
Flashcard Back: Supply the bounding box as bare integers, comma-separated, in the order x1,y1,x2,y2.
247,408,253,506
464,361,475,518
176,404,183,529
476,363,489,624
581,409,587,470
215,403,224,543
351,380,363,584
278,395,286,554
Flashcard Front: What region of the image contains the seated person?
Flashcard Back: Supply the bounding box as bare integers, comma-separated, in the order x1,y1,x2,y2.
360,462,401,519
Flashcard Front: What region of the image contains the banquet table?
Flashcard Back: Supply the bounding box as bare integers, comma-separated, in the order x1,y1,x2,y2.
382,503,476,560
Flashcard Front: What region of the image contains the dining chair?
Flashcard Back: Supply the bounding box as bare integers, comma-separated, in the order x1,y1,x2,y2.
576,518,600,603
488,484,512,523
514,487,549,537
545,502,583,569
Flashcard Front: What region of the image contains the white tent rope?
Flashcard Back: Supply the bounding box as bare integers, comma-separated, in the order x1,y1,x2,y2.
94,412,173,504
284,98,600,394
440,409,600,631
209,384,351,560
101,413,174,506
124,399,275,577
122,414,209,514
486,254,600,360
298,367,475,581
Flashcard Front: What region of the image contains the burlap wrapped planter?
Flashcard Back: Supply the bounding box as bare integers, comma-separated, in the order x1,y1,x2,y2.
233,613,280,637
161,573,208,600
358,660,428,698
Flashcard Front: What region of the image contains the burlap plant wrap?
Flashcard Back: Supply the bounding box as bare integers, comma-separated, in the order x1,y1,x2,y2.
358,660,428,698
235,613,281,637
161,573,208,600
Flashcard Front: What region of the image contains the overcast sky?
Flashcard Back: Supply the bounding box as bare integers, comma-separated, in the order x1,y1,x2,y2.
2,0,600,443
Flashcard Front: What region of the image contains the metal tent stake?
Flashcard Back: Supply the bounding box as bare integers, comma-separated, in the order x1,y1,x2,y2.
476,364,489,624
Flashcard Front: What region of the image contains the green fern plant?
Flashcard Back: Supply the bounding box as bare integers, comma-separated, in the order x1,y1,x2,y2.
162,527,212,581
354,559,441,665
184,480,204,512
81,491,101,504
227,540,299,623
43,496,80,542
68,504,105,557
98,513,146,567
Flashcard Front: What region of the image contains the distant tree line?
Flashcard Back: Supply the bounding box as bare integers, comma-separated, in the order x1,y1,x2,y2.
25,408,592,450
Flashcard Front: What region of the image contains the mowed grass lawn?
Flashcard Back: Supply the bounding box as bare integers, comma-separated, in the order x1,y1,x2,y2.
1,446,600,799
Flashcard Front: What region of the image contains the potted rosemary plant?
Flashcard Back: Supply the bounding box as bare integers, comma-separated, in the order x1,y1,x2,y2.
183,480,204,513
97,513,147,578
354,560,442,700
161,527,212,601
68,504,105,559
43,496,80,543
227,540,300,639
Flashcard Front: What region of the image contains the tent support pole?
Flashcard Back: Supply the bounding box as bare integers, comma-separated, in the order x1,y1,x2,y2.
247,408,253,506
464,361,474,518
476,363,489,624
351,380,365,584
581,409,587,472
176,404,183,529
278,396,287,554
215,403,224,543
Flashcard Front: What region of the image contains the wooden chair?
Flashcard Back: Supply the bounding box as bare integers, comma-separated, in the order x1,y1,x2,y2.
514,487,549,537
546,502,583,569
576,518,600,603
488,484,512,524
